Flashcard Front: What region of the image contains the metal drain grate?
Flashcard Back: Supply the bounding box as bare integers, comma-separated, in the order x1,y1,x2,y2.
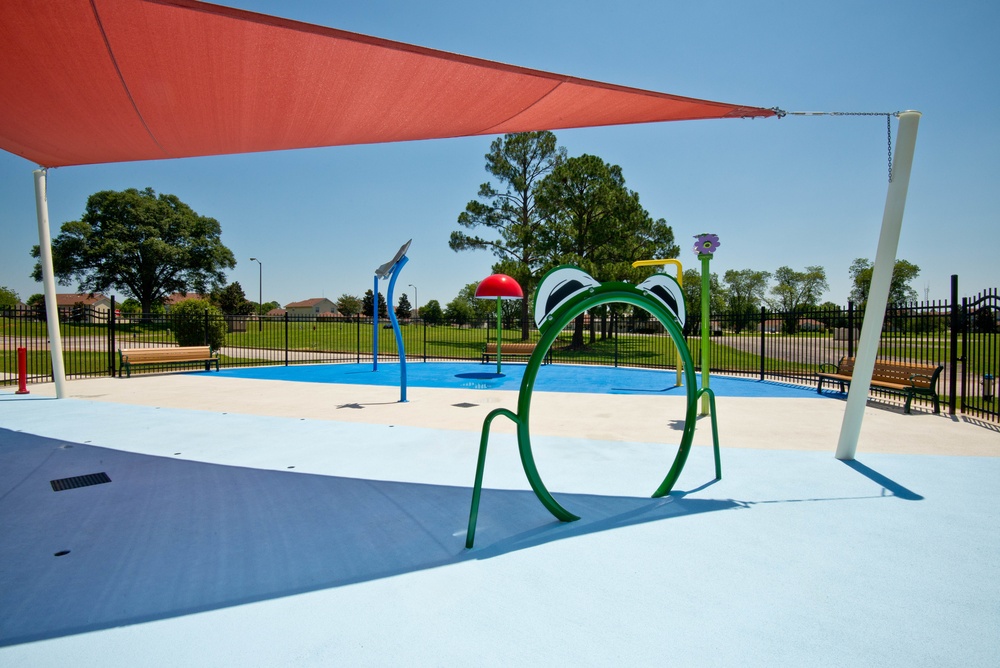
452,402,479,408
50,472,111,492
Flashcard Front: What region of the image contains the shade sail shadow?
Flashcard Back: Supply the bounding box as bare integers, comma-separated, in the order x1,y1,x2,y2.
842,459,924,500
0,429,737,646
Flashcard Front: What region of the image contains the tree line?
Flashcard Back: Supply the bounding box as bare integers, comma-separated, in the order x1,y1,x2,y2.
450,131,677,346
679,257,921,334
19,136,921,340
446,131,922,341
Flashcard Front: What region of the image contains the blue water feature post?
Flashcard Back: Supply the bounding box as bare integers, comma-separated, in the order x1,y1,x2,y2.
386,255,409,402
372,274,379,371
373,240,412,402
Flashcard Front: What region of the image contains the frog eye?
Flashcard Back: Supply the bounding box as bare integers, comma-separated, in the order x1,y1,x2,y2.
533,265,600,328
638,273,685,326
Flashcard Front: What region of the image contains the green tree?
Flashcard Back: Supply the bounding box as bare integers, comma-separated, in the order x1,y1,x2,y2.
681,268,725,336
253,300,281,315
395,293,412,320
171,298,227,350
770,265,828,310
849,258,920,306
336,294,362,317
535,153,677,346
491,258,531,328
27,293,45,320
973,306,997,334
444,298,475,326
768,265,828,333
120,298,142,315
451,131,565,339
0,286,19,309
723,269,771,334
362,289,388,318
445,282,493,326
421,299,444,325
500,294,523,330
31,187,236,314
816,301,846,329
212,281,254,315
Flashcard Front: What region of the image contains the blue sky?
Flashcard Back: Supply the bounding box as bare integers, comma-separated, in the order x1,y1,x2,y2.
2,0,997,309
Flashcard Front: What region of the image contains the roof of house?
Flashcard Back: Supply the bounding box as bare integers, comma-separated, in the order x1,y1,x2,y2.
55,293,109,306
163,293,206,305
285,298,332,308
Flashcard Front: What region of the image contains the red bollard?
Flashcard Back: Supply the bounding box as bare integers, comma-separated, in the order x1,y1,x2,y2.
16,347,30,395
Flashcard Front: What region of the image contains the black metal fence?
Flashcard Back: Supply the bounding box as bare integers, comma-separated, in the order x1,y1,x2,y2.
3,288,998,423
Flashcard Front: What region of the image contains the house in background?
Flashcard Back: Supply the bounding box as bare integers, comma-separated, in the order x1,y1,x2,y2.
798,318,827,332
285,298,338,318
760,318,828,334
163,293,207,312
55,293,112,322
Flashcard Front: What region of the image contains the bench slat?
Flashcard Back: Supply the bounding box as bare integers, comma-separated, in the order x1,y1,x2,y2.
481,341,551,364
483,343,537,354
816,356,942,414
119,346,219,377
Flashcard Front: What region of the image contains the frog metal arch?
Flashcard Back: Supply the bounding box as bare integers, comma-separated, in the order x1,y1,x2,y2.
466,266,720,548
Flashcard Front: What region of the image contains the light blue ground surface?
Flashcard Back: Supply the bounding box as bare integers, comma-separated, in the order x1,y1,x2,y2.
214,362,839,399
1,387,998,665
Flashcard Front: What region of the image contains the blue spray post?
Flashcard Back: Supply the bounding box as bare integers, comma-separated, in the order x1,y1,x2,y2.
373,240,411,402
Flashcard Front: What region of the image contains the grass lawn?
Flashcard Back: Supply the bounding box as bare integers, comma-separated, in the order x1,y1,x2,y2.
3,313,995,398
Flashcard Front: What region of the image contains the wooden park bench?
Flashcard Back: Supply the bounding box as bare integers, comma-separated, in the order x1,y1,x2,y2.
481,342,552,365
119,345,220,378
816,356,943,414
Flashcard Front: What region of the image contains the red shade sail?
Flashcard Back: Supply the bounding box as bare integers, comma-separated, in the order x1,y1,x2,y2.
476,274,524,300
0,0,777,168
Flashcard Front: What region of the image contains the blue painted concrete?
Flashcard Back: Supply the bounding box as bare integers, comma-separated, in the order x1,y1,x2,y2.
212,362,839,399
0,390,996,665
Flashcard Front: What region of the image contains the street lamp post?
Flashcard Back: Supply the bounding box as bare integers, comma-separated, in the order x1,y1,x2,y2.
249,257,262,331
408,283,418,320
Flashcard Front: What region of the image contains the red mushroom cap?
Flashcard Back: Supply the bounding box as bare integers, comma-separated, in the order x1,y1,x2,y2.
475,274,524,299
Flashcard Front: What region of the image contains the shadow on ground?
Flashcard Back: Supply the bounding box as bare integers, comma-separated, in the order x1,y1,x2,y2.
0,428,739,646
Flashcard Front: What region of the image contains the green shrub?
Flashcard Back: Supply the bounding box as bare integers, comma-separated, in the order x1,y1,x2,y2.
171,298,227,350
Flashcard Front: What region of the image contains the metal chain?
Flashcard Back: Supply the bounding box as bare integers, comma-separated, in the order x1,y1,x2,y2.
886,114,893,182
774,109,900,182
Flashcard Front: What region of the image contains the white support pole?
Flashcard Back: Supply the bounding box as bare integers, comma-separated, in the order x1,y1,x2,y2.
836,111,921,459
33,168,68,398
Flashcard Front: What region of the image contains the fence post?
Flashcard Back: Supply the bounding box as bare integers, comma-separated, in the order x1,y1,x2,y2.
759,306,766,381
960,294,969,414
356,313,361,364
284,312,290,366
847,301,855,359
107,296,114,376
613,311,619,368
422,318,427,362
949,274,959,415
